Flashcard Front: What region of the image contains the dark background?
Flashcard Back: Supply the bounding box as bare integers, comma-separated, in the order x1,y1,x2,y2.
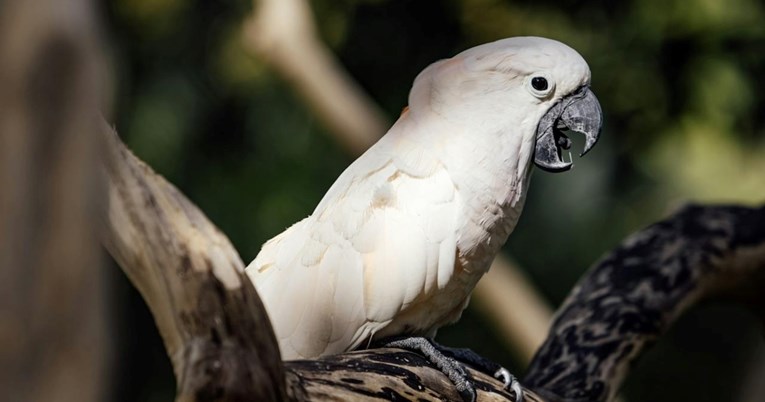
103,1,765,401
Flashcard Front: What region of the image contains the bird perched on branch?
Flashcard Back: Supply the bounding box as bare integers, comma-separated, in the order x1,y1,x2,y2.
246,36,602,401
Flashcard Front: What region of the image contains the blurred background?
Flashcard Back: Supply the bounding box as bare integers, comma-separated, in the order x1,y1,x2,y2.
102,0,765,401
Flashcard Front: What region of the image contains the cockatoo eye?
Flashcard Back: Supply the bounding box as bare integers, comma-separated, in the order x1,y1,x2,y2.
531,77,548,91
527,74,555,98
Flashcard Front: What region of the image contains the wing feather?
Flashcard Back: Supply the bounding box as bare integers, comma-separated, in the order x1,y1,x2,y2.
246,139,461,359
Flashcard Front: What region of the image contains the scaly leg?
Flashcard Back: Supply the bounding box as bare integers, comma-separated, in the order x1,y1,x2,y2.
379,336,524,402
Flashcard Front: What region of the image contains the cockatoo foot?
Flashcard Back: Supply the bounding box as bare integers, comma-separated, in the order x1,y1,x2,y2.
432,343,525,402
380,336,477,402
379,337,525,402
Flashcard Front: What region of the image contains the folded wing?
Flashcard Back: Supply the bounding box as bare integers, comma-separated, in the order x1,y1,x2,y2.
246,139,461,359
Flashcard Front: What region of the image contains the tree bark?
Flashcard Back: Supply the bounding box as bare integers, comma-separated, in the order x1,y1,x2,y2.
0,1,107,402
285,349,544,401
524,204,765,402
98,122,286,402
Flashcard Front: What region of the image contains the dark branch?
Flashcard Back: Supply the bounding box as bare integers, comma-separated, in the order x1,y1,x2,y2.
285,349,544,402
524,204,765,402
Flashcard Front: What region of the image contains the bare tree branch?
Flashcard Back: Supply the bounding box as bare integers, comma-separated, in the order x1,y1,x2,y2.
243,0,389,155
285,349,544,401
98,122,286,402
474,257,555,364
0,1,107,401
524,204,765,402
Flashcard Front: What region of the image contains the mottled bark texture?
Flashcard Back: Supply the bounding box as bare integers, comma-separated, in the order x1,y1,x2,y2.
285,349,543,401
0,1,107,402
525,204,765,402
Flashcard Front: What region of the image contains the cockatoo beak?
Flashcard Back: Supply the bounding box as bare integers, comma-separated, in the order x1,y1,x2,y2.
533,86,603,172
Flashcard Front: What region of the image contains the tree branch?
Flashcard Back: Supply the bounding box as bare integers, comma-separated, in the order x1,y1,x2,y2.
98,122,286,402
285,349,543,401
524,204,765,402
0,1,107,401
243,0,389,155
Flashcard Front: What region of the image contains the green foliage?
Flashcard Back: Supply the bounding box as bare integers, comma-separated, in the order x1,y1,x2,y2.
105,1,765,401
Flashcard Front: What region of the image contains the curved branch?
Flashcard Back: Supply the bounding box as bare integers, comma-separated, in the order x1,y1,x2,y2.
98,122,286,402
474,256,555,364
524,204,765,402
243,0,389,155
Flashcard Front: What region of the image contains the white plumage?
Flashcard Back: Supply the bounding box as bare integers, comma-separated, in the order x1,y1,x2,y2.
246,36,595,360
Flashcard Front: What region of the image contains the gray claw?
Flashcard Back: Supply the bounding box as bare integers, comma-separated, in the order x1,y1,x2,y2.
510,378,524,402
494,367,512,387
493,367,523,402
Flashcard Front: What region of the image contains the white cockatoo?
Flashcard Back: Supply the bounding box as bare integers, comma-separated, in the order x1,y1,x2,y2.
246,36,602,400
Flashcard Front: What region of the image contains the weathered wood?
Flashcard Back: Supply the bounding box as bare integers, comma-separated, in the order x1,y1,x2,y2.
0,1,107,402
524,204,765,402
98,122,286,402
286,349,543,401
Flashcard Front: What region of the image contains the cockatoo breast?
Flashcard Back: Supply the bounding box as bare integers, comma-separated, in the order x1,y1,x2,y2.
368,110,534,339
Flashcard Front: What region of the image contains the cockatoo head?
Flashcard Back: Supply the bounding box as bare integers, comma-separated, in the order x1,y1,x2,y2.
409,36,602,172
